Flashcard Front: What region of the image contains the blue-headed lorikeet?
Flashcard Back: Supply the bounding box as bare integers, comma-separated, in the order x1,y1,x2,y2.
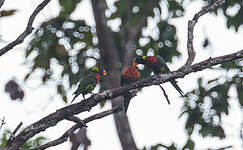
135,55,183,97
71,67,107,103
121,61,140,113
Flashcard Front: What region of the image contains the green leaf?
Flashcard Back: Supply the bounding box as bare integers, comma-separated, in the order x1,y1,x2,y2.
182,138,195,150
212,126,225,139
59,0,82,16
168,1,184,18
24,16,95,103
157,21,180,62
34,136,46,145
221,60,240,70
57,84,67,103
226,7,243,31
0,130,11,147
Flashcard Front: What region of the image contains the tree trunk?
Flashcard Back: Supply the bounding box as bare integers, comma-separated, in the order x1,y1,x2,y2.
91,0,138,150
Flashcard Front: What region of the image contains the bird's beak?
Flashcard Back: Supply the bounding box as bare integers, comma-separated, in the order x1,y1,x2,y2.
92,67,99,72
103,70,107,76
132,61,138,67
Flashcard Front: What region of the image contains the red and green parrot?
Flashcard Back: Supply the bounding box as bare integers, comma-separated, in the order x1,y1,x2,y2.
71,67,107,103
135,55,183,97
121,61,140,113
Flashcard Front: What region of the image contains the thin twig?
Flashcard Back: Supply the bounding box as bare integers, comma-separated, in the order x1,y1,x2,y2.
0,0,51,56
184,0,225,67
30,104,123,150
158,85,170,104
0,0,5,10
7,49,243,150
216,145,233,150
0,0,240,149
0,117,6,130
7,122,23,146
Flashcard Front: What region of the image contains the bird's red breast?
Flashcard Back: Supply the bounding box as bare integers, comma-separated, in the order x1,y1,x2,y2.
146,56,158,65
122,66,140,81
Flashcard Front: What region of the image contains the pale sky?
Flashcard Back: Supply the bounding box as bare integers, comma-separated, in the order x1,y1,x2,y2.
0,0,242,150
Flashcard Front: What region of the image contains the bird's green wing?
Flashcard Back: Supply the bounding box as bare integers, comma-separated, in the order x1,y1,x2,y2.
156,55,184,96
156,55,170,72
82,72,97,93
71,71,97,103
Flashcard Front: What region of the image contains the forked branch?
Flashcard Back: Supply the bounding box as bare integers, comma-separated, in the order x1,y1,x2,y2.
4,0,243,150
0,0,51,56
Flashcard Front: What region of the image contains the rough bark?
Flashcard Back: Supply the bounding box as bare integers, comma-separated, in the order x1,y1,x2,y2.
6,49,243,150
91,1,138,150
0,0,51,56
2,1,239,150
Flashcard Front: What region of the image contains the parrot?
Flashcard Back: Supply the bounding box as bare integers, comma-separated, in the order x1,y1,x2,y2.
71,67,107,103
135,55,183,97
121,61,140,113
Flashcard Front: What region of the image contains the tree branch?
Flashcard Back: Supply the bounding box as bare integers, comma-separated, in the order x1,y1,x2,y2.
30,104,123,150
184,0,225,67
0,117,6,130
158,85,170,104
6,49,243,150
0,0,51,56
66,116,87,128
4,1,242,149
7,122,23,146
91,1,138,150
0,0,5,10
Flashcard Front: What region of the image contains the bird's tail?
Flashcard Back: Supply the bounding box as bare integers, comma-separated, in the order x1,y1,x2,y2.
170,79,184,96
123,90,138,113
70,92,78,104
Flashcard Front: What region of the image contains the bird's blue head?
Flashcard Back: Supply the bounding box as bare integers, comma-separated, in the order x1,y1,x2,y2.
135,56,146,64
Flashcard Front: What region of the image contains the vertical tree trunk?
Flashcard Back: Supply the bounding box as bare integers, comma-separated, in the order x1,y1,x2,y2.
91,0,138,150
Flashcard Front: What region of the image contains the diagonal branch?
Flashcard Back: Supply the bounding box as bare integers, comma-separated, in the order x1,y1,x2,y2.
7,49,243,150
7,122,23,146
0,0,5,10
30,104,123,150
4,1,241,149
0,0,51,56
184,0,225,67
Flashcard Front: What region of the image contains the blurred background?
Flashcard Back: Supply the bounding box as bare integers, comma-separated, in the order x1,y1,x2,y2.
0,0,242,149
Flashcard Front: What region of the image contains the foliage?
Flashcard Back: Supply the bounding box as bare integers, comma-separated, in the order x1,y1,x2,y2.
59,0,82,17
23,0,183,103
0,129,46,148
141,139,195,150
24,16,95,103
210,0,243,31
180,59,242,144
2,0,243,149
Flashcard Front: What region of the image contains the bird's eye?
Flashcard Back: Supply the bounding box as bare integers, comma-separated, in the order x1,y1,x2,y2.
103,70,107,76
